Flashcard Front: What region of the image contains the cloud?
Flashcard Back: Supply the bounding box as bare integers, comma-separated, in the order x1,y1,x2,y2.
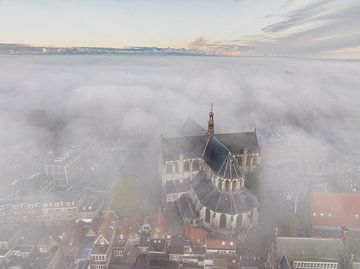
188,0,360,59
0,56,360,213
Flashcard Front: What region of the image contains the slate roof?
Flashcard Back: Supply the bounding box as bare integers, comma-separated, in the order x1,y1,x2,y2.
177,193,199,219
218,154,243,178
168,236,186,255
203,137,231,174
275,237,343,262
161,132,259,161
190,173,258,214
161,135,207,161
166,179,191,194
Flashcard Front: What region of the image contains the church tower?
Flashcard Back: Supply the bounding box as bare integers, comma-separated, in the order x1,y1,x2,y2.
208,104,215,137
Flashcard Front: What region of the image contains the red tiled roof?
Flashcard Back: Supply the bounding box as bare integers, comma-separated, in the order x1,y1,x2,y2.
311,192,360,228
206,239,236,250
118,219,130,237
184,226,208,246
97,210,118,243
152,209,166,232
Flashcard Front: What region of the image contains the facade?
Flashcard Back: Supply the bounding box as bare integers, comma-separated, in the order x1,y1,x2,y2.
265,232,344,269
161,108,260,238
0,190,103,225
89,210,118,269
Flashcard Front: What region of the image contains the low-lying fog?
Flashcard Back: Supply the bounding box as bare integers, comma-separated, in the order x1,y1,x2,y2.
0,55,359,206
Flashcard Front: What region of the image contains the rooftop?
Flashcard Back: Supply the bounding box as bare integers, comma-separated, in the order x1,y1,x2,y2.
311,192,360,228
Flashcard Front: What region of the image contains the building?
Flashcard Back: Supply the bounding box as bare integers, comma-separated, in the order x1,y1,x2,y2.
0,190,103,225
265,234,344,269
89,210,118,269
161,107,260,238
311,192,360,231
45,146,87,188
205,239,236,257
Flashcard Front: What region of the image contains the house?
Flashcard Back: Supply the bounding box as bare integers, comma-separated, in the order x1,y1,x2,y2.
183,244,206,269
62,223,83,260
184,226,208,246
206,239,237,257
111,223,129,265
138,231,151,255
168,235,187,262
311,192,360,231
89,210,118,269
37,227,64,255
151,209,167,239
265,235,344,269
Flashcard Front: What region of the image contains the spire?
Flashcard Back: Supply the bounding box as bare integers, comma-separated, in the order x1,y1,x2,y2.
208,103,215,137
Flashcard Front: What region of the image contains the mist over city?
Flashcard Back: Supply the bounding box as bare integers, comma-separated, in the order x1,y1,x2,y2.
1,0,360,269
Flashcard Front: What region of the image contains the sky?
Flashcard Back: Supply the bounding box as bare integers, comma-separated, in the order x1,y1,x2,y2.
0,0,359,58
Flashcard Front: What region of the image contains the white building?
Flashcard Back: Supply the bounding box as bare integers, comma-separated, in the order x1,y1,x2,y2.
45,146,87,188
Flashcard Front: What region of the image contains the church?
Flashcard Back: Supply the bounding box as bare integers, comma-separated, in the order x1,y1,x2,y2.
161,107,261,239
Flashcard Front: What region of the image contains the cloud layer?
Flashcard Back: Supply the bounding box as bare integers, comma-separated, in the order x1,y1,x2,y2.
0,56,359,204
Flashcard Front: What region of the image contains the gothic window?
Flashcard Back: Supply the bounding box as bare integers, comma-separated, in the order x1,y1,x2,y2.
225,180,230,192
205,209,210,223
220,214,227,229
236,215,243,228
166,163,172,174
218,180,222,190
232,181,237,192
192,160,199,171
184,161,190,171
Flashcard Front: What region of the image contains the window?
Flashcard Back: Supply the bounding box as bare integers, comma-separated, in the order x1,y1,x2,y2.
192,160,199,171
220,214,226,229
184,161,190,171
166,163,172,174
205,209,210,223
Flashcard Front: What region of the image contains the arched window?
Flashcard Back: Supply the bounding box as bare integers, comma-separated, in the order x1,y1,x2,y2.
205,209,210,223
236,215,243,228
217,180,222,190
192,160,199,171
225,180,230,192
232,181,237,192
166,163,172,174
220,214,227,229
184,161,190,171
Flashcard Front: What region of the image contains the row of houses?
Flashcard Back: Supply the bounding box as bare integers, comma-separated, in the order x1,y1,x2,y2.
0,190,104,225
0,224,67,269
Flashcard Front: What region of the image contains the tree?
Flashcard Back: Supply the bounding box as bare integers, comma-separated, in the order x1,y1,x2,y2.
110,178,152,218
281,214,300,237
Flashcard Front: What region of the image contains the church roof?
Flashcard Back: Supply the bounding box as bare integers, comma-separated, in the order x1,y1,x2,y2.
180,117,207,136
202,136,243,179
161,135,207,161
217,153,243,178
161,132,259,162
177,193,199,220
203,136,230,173
190,173,258,214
